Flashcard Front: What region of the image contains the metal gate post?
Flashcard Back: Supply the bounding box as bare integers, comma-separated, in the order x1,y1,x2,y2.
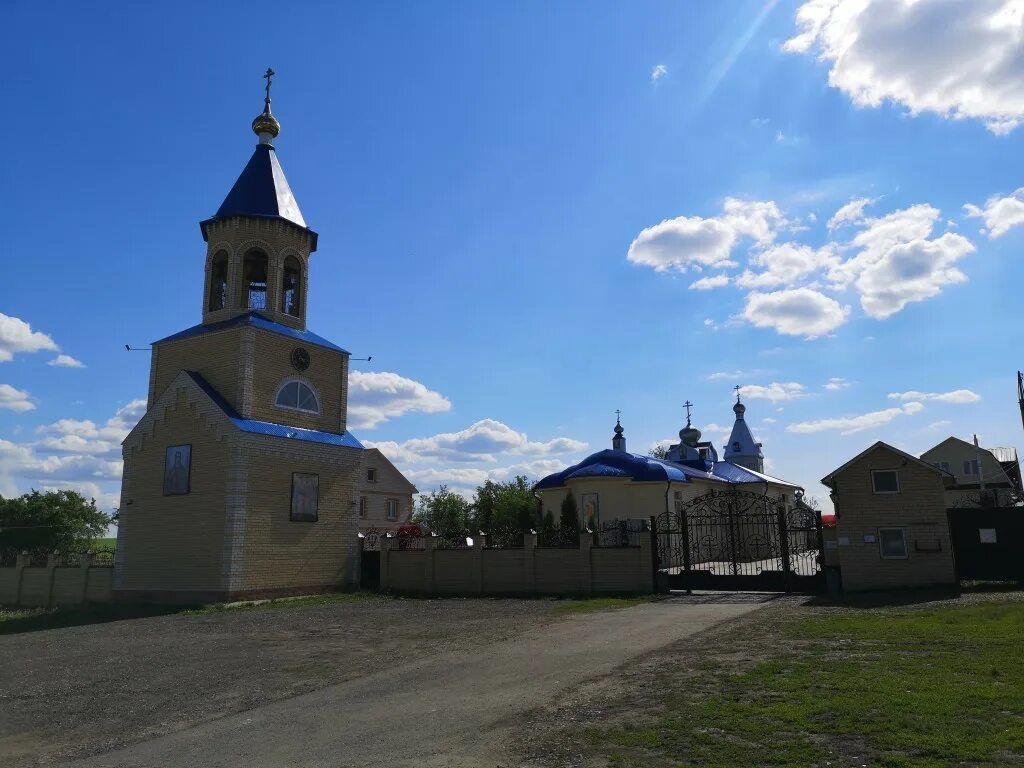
679,502,693,595
778,505,792,594
727,492,740,577
814,507,826,588
649,516,660,591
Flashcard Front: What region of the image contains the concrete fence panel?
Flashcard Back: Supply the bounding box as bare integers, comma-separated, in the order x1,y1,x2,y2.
0,555,115,608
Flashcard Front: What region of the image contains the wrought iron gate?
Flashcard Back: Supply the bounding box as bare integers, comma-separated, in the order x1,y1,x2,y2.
653,487,824,593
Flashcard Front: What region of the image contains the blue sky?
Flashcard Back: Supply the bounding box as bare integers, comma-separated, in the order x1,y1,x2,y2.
3,0,1024,513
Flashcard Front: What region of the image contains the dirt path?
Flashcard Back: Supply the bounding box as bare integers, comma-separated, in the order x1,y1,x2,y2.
65,596,769,767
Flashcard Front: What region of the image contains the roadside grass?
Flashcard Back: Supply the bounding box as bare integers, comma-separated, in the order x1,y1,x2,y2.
553,596,654,615
572,599,1024,767
0,592,378,635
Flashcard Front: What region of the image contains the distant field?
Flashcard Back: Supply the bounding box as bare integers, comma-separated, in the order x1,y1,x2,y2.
90,538,116,554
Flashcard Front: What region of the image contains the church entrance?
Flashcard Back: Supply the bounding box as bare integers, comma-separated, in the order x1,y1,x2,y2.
654,487,824,593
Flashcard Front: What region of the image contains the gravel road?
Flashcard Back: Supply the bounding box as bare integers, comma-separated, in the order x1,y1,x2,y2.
0,596,561,766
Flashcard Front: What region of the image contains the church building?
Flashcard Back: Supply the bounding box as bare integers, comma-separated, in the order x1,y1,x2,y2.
535,395,797,527
114,73,365,603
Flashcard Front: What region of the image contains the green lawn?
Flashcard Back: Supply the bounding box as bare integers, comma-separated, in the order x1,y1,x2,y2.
572,599,1024,767
552,595,655,615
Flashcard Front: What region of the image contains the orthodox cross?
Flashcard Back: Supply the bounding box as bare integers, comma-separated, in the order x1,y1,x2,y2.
683,400,693,425
263,67,275,105
734,384,742,403
614,408,621,423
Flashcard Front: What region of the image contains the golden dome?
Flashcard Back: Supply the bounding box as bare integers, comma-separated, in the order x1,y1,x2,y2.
252,107,281,139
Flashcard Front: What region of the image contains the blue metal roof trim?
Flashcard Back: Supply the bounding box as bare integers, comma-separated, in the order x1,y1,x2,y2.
154,312,349,354
184,371,363,449
214,144,307,228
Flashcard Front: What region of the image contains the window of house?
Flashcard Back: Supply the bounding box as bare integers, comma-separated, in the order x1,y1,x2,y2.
208,251,229,311
963,460,980,476
281,256,301,316
358,496,367,519
367,468,377,483
242,249,268,309
871,469,899,494
274,380,320,414
878,528,908,559
938,461,950,473
386,498,398,520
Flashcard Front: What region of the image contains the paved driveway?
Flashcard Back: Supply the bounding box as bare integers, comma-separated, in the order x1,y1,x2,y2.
68,596,769,768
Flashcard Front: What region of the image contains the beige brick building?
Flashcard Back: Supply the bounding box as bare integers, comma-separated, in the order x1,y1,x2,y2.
115,78,365,603
357,448,418,533
822,442,957,592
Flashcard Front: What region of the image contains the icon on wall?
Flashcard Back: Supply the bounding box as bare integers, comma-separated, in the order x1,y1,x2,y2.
581,492,599,529
163,445,192,496
291,473,320,522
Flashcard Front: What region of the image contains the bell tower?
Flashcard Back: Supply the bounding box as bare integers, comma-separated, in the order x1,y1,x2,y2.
116,72,363,604
200,68,316,331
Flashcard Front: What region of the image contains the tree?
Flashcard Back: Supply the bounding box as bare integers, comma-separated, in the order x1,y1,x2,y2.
560,490,579,532
648,444,669,460
412,485,470,538
0,490,111,557
472,476,536,531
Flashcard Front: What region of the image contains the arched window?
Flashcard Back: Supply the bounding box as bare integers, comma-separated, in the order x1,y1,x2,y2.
242,249,269,309
281,256,301,317
208,251,229,311
274,379,320,414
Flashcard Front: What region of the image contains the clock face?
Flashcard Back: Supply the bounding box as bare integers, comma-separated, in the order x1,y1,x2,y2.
290,347,311,372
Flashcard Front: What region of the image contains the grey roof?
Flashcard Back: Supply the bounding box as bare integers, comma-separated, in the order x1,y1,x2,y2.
153,311,349,354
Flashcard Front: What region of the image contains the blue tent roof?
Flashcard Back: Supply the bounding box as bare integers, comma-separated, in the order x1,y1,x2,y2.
535,449,794,490
185,371,363,449
214,143,306,227
154,312,349,354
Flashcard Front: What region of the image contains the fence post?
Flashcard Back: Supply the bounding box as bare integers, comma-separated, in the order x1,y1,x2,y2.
423,535,436,594
579,528,594,596
379,536,392,592
778,506,792,594
45,552,59,608
524,532,538,596
474,534,486,595
649,516,660,594
679,502,693,596
80,551,91,605
14,552,30,606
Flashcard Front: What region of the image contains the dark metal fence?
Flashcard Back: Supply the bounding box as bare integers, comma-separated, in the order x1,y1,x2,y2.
595,519,646,547
484,525,525,549
537,526,580,548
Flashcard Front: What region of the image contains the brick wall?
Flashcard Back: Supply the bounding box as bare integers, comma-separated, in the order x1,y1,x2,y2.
380,533,654,597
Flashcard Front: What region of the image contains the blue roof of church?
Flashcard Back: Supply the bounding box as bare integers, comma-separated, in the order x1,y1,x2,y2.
154,312,349,354
185,371,363,449
212,143,307,228
535,449,792,490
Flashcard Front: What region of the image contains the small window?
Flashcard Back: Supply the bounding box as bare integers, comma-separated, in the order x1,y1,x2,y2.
963,460,979,476
274,380,320,414
367,468,377,483
733,442,741,452
938,461,950,473
871,469,899,494
879,528,908,559
386,499,398,521
358,496,367,519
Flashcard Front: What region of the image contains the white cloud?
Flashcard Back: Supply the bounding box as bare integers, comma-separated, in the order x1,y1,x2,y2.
703,318,720,331
49,354,85,369
827,197,875,231
365,419,587,464
689,274,731,291
627,198,786,273
887,389,981,404
707,370,748,381
787,401,925,435
739,382,807,402
735,242,839,288
829,204,974,319
651,64,668,81
0,384,34,413
742,288,851,337
927,419,953,430
964,188,1024,237
785,0,1024,135
0,313,58,363
824,377,850,391
762,417,777,424
347,371,452,429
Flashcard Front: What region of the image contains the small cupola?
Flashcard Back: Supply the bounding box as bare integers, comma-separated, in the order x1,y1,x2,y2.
724,387,764,473
612,410,626,452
